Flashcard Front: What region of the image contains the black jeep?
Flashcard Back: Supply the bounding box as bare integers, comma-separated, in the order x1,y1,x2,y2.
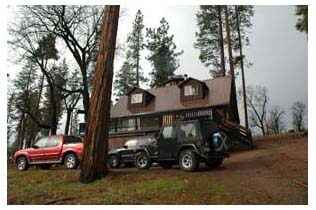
108,136,157,168
110,118,230,172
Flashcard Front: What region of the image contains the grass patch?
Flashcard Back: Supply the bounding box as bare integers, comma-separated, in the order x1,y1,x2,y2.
8,168,231,204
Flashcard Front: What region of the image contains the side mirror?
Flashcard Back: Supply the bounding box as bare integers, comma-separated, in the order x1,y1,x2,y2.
32,145,39,149
122,145,128,149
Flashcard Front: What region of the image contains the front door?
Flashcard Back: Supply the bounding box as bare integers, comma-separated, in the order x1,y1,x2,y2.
158,125,177,159
28,137,48,162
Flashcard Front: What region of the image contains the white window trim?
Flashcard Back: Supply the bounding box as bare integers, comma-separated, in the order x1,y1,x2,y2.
131,93,143,104
184,85,199,96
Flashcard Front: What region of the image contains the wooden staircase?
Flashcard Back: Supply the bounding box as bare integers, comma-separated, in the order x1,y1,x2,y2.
218,118,254,149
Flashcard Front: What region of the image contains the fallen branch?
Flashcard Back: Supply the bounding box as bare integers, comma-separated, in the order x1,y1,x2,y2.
45,197,76,205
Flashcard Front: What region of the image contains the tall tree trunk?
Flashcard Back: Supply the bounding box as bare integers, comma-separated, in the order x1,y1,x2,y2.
224,6,234,78
64,109,72,135
235,5,249,129
225,6,239,123
217,6,226,76
136,35,140,87
81,69,90,121
79,5,120,183
18,113,26,150
28,73,45,147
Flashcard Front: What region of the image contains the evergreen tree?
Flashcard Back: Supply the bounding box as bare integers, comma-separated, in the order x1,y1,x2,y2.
114,53,136,96
146,18,183,88
194,5,254,78
126,10,148,87
295,5,308,35
114,10,148,96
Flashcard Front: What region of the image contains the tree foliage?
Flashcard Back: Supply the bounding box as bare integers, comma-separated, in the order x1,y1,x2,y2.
114,10,148,96
19,5,104,119
146,18,183,87
194,5,254,77
295,5,308,35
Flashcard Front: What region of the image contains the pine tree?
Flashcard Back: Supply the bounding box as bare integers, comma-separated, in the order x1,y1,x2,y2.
295,5,308,35
146,18,183,87
114,52,136,96
194,5,254,78
195,6,226,77
126,10,148,87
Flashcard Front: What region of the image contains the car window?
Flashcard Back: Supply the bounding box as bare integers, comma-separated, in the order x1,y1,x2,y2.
46,136,61,147
34,137,48,148
162,126,176,139
64,136,82,144
178,122,198,139
124,139,137,148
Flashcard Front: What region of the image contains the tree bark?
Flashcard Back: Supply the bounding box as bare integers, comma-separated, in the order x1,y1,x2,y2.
64,109,72,135
235,5,249,129
224,6,234,78
225,6,239,123
79,5,120,183
217,6,226,76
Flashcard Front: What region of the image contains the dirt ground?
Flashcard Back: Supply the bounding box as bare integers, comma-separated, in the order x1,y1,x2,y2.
7,136,308,204
110,137,308,204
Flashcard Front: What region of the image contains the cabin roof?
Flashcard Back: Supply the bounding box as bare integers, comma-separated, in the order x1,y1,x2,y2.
110,76,232,118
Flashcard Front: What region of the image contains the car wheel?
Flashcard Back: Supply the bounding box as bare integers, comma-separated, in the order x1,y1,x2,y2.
108,155,121,168
135,152,151,169
205,158,223,169
179,150,199,172
39,164,52,170
16,156,29,171
64,154,79,169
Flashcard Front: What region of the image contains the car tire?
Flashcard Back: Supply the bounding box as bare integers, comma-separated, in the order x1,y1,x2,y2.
135,151,151,170
108,155,121,168
39,164,52,170
205,158,223,169
179,150,199,172
64,154,79,169
16,156,29,171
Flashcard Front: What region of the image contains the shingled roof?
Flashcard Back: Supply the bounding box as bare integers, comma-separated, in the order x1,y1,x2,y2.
110,76,233,118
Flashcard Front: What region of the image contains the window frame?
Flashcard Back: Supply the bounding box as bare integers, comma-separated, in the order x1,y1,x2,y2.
131,93,143,104
184,85,199,96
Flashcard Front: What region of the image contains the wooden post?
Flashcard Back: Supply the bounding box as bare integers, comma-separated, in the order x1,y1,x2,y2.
79,5,120,183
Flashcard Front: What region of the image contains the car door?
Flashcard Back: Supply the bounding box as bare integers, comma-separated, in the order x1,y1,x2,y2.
158,125,177,159
28,137,48,162
42,135,62,162
120,139,137,162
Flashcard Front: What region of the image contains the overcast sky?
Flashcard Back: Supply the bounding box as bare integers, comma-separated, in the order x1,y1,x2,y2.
7,5,308,133
115,5,308,131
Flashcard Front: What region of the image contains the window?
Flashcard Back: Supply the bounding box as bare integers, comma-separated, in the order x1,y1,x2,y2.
184,85,199,96
124,139,137,148
131,93,143,104
46,136,61,147
179,122,198,139
64,136,82,144
34,137,48,148
162,126,176,139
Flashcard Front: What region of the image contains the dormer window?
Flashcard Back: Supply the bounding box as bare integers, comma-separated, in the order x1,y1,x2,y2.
178,77,208,102
184,85,199,96
131,93,143,104
127,87,155,110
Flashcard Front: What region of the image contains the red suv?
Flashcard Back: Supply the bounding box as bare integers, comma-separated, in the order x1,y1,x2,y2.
13,135,83,171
